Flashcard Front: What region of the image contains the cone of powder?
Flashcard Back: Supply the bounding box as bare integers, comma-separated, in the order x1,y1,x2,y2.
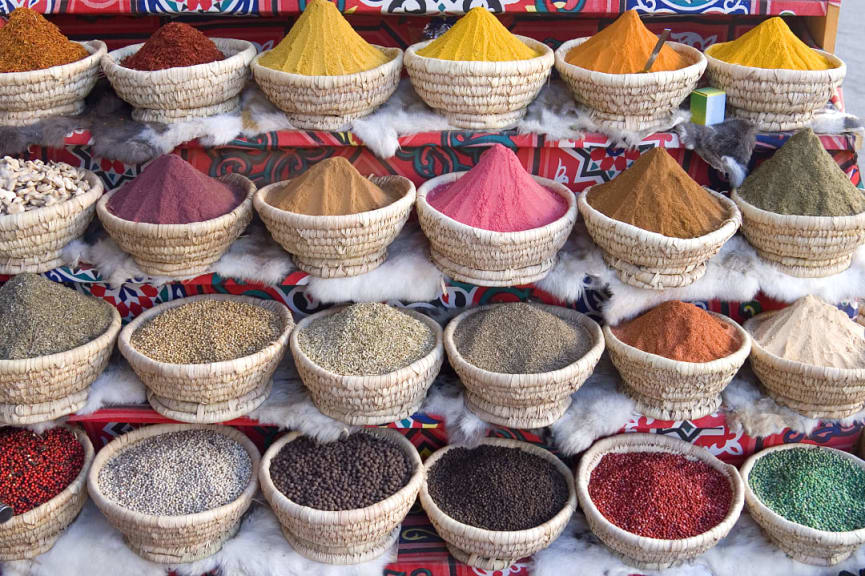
0,8,89,73
123,22,224,71
707,17,833,71
416,7,539,62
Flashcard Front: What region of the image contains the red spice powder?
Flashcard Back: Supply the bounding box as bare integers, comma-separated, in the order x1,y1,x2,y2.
123,22,224,71
589,452,732,539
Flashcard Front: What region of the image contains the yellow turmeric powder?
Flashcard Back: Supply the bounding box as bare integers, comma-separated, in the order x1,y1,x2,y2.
565,10,690,74
416,7,539,62
706,17,834,70
258,0,390,76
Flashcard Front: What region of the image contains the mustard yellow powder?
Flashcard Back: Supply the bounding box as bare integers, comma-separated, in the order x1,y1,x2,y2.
258,0,390,76
706,17,834,71
416,7,539,62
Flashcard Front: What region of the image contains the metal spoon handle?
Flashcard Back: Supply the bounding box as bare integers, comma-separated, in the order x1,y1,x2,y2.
644,28,672,73
0,503,12,524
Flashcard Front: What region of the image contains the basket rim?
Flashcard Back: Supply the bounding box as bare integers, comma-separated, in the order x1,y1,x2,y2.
102,38,256,79
0,40,106,84
731,188,865,230
251,45,402,82
0,168,104,230
704,46,846,79
405,35,554,71
553,38,706,82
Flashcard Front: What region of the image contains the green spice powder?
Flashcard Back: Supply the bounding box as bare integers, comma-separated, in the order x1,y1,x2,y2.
749,447,865,532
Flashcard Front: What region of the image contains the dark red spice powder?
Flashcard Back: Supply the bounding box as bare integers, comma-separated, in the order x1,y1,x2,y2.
123,22,224,71
588,452,732,539
0,427,85,515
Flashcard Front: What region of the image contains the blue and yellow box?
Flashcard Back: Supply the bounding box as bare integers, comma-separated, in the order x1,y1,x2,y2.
690,87,726,126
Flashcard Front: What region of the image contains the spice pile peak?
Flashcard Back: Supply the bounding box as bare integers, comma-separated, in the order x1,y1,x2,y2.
123,22,224,71
0,8,88,73
416,7,539,62
707,17,833,70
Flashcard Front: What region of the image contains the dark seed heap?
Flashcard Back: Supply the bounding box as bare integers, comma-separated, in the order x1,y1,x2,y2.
427,445,569,531
270,433,413,511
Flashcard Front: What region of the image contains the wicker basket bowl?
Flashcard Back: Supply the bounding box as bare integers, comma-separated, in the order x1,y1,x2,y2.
404,37,554,130
420,438,576,570
97,173,255,277
102,39,256,123
604,312,752,420
0,302,121,425
118,294,294,423
705,48,846,131
254,175,415,278
0,169,104,274
0,426,94,560
578,187,740,290
251,47,402,131
731,189,865,278
741,443,865,565
416,173,576,286
554,39,706,131
0,40,106,126
744,312,865,418
260,429,424,564
290,306,443,425
87,423,260,563
444,304,604,428
576,433,744,569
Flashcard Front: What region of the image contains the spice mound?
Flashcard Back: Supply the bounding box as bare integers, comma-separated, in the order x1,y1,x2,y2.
454,303,592,373
297,303,435,376
589,452,732,539
738,129,865,217
749,447,865,531
707,17,833,71
565,10,690,74
270,433,412,511
747,295,865,370
613,301,741,363
266,157,401,216
123,22,224,71
0,273,113,360
0,8,88,73
416,7,538,62
258,0,389,76
428,144,568,232
107,155,245,224
427,444,569,531
0,427,84,515
0,156,93,215
587,147,728,239
131,299,283,364
97,429,251,516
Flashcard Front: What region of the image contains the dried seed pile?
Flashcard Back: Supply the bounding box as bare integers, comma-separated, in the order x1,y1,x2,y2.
749,447,865,532
454,303,592,373
270,433,413,510
589,452,732,539
97,429,251,516
0,273,113,360
131,299,282,364
427,445,569,531
0,156,92,215
297,303,436,375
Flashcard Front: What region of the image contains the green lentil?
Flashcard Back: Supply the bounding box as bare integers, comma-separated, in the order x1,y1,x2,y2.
749,447,865,532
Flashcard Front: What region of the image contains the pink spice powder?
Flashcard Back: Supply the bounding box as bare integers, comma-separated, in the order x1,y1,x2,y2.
427,144,568,232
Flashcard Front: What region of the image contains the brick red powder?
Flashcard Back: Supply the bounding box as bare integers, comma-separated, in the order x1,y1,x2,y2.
589,452,732,539
123,22,224,71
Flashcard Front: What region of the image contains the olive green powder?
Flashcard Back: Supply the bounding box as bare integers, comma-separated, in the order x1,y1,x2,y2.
739,129,865,216
0,273,113,360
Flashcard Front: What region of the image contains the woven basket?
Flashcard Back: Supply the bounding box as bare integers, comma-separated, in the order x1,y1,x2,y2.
744,312,865,418
291,306,443,425
554,39,706,131
416,173,576,286
251,47,402,131
254,175,415,278
0,169,104,274
604,313,752,420
87,423,259,563
0,40,106,126
577,433,744,569
731,189,865,278
579,188,740,290
97,173,255,277
742,443,865,565
118,294,294,423
404,37,554,129
705,48,846,131
420,438,575,569
0,303,121,425
260,429,424,564
0,426,93,560
102,39,256,123
444,304,604,428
